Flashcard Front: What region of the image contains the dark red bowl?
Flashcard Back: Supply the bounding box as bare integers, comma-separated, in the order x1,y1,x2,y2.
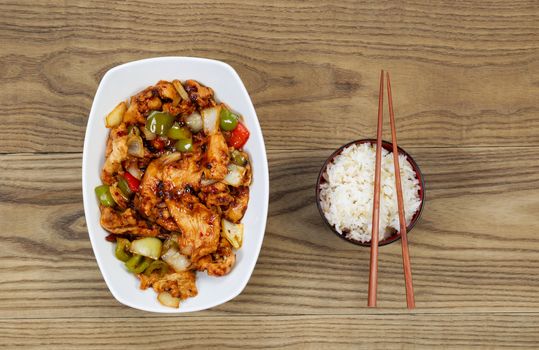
315,139,425,247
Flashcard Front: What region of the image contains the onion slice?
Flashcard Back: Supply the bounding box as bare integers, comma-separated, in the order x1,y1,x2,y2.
157,292,180,308
141,125,157,141
130,237,162,260
172,80,189,101
161,246,191,272
105,102,127,128
222,219,244,249
185,112,203,133
127,134,144,158
126,163,142,180
201,106,221,134
222,164,246,187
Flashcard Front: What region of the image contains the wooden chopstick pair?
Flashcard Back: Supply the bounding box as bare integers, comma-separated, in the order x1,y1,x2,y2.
368,70,415,309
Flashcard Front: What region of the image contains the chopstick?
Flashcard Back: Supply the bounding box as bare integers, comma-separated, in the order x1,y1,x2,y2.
368,70,384,307
386,72,416,309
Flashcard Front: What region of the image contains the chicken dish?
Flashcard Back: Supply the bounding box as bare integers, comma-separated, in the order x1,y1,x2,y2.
95,79,251,308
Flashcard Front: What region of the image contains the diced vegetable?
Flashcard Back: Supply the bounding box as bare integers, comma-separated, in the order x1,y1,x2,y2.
222,219,244,249
126,163,142,180
201,106,221,134
115,238,131,262
167,123,192,140
123,172,140,192
231,150,247,166
175,138,193,153
105,102,127,128
95,185,116,207
127,125,140,136
185,112,203,133
219,108,238,131
172,79,189,101
144,260,169,276
200,176,217,187
108,182,128,207
130,237,162,260
228,122,250,148
161,246,191,272
157,291,180,308
127,134,144,158
125,254,142,271
125,254,152,274
152,137,166,150
141,125,157,141
146,111,175,136
162,235,179,254
222,164,247,187
117,177,133,198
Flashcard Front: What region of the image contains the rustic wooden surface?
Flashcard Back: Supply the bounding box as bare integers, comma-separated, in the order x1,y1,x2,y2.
1,0,538,348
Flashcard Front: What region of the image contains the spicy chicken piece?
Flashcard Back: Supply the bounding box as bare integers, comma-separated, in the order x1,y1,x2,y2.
123,88,162,125
162,153,203,193
123,80,194,125
195,238,236,276
224,186,250,223
100,206,162,237
102,124,128,185
165,199,221,262
156,80,192,117
134,153,183,231
203,131,230,181
199,182,234,208
155,80,180,106
184,80,215,109
139,271,198,300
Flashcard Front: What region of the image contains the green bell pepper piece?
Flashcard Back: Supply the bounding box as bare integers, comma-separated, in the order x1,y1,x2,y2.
115,238,131,262
95,185,116,207
145,111,175,136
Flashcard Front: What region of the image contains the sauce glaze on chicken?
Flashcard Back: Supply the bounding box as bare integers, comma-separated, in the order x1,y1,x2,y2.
95,79,251,308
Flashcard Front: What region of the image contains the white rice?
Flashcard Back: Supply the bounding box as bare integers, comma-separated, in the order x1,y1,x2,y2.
319,143,422,243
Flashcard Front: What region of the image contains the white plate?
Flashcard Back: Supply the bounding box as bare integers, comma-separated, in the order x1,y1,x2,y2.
82,57,269,313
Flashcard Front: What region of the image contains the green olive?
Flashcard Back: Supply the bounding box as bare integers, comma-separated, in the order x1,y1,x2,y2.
220,108,238,131
145,111,175,136
175,138,193,153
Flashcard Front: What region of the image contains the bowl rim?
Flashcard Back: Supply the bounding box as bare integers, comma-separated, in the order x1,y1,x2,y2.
82,56,269,312
315,139,425,247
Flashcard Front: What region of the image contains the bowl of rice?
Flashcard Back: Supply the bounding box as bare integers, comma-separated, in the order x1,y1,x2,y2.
316,139,425,246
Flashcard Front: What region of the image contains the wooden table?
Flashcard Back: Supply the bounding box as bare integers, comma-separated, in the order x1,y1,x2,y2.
1,1,538,348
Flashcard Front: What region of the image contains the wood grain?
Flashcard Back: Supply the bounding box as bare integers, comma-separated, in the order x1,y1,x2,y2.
1,0,538,348
0,0,538,152
2,314,539,349
1,148,538,319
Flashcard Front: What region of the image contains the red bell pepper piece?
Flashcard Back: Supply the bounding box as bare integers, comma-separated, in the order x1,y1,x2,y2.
228,123,250,149
152,138,165,150
123,171,140,192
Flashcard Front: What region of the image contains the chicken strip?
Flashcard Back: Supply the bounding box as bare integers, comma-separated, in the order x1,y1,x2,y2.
203,131,229,181
225,186,250,223
139,271,198,300
184,80,215,109
199,182,234,208
162,153,203,193
165,199,221,262
155,80,180,106
195,238,236,276
100,206,162,237
101,124,128,185
123,88,162,125
134,153,183,231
